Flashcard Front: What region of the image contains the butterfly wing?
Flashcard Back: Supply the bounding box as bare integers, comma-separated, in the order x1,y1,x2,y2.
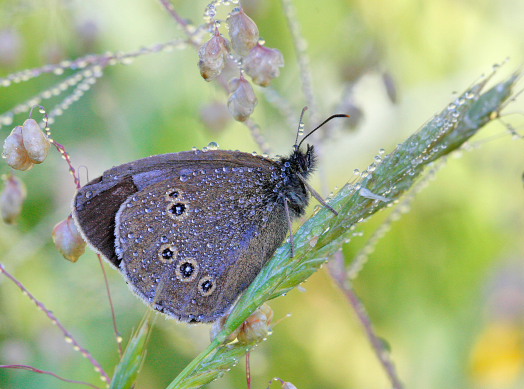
73,150,272,267
73,150,289,322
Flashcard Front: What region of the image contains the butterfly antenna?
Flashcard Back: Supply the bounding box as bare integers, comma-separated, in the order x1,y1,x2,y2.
297,114,349,149
294,106,309,149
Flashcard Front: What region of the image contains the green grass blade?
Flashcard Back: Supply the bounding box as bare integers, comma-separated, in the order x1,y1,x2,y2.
167,72,518,389
110,310,154,389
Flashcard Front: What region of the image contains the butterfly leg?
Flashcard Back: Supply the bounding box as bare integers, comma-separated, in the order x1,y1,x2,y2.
283,197,295,257
297,174,338,216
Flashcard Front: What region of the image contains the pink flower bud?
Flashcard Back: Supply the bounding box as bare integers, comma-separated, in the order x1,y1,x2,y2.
52,215,87,262
227,76,257,122
226,8,259,56
0,174,26,224
281,382,298,389
244,44,284,86
198,29,231,81
2,126,34,171
21,119,50,164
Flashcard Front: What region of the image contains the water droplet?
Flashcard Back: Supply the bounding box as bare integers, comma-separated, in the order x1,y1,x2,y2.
207,141,219,150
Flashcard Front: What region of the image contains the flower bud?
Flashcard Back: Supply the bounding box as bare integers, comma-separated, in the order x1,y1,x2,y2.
226,8,259,56
237,303,273,344
227,76,257,122
52,215,87,263
198,29,231,81
2,119,50,171
244,44,284,87
21,118,50,164
0,174,26,224
2,126,34,171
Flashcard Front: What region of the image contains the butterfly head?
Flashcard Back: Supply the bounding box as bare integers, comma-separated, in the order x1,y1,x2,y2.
289,112,348,175
289,143,316,177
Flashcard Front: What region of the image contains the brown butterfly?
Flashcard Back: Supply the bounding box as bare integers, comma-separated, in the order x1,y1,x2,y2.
72,114,344,322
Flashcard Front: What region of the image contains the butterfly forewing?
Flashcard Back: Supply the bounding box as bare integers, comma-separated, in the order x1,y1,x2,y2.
74,150,277,267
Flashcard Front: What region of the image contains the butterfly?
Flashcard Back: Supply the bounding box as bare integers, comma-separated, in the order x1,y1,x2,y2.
72,114,345,322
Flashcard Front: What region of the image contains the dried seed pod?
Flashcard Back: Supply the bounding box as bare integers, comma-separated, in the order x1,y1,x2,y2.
237,303,273,344
0,174,27,224
227,75,258,122
198,29,231,81
210,314,242,343
244,43,284,86
3,119,50,170
52,215,87,262
2,126,34,171
21,118,50,164
209,303,273,343
226,8,259,56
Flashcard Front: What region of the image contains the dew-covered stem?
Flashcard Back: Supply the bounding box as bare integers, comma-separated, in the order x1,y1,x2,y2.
0,264,110,385
280,0,318,120
0,365,101,389
158,0,203,48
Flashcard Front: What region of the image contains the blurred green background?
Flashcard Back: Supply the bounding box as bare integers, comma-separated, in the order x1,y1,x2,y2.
1,0,523,388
